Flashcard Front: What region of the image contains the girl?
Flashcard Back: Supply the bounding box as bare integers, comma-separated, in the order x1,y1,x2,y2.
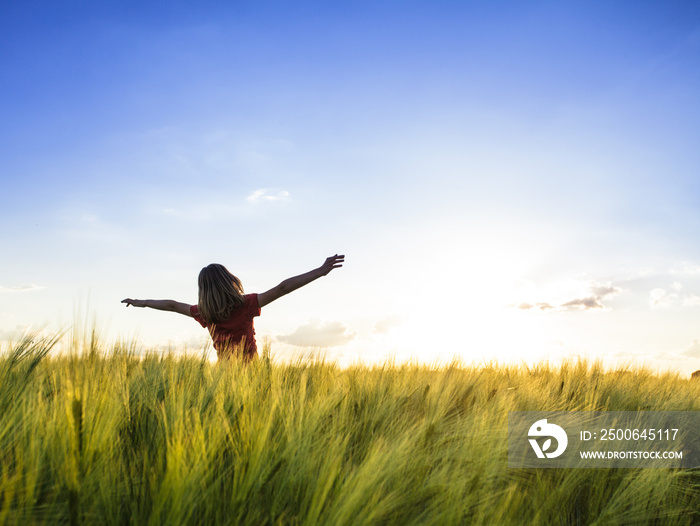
122,254,344,361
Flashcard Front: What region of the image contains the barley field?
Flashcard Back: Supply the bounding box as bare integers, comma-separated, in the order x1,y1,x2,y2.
1,329,699,525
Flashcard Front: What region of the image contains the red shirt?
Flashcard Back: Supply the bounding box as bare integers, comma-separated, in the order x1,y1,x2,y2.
190,293,261,359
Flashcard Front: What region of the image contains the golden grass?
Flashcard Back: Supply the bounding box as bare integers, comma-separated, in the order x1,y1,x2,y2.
1,330,699,525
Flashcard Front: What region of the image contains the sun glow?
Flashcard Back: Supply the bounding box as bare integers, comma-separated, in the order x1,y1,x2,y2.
369,224,556,366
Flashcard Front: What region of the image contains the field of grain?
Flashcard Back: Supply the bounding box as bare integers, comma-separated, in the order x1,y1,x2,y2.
1,329,699,525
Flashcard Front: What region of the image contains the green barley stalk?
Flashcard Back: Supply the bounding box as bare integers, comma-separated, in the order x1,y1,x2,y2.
0,327,699,524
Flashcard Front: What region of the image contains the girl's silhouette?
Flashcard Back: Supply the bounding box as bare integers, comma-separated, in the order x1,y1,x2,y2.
122,254,344,361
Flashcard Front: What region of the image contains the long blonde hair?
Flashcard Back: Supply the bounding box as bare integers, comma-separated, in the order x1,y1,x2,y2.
198,264,245,324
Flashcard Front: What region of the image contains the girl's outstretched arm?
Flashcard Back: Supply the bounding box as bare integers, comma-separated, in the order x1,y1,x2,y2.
121,298,193,317
258,254,344,308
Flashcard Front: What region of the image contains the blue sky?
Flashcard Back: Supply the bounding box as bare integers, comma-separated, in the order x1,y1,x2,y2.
2,1,700,372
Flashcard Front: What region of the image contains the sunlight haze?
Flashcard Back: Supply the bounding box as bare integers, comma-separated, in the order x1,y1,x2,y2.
2,1,700,373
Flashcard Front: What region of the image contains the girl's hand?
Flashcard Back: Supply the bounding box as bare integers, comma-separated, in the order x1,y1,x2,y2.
319,254,345,276
258,254,345,308
122,298,145,308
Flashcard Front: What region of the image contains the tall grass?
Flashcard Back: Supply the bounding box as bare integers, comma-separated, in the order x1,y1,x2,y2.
1,330,699,525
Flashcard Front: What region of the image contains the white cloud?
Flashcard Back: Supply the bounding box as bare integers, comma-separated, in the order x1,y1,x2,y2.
277,319,356,347
246,189,290,203
683,339,700,358
671,263,700,275
0,284,43,293
0,325,32,342
649,288,700,309
683,295,700,307
561,296,606,310
649,288,673,309
515,280,621,312
374,315,404,334
516,302,555,311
